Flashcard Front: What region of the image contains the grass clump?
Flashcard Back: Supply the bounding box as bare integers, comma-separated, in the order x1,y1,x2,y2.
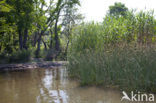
68,44,156,93
68,11,156,93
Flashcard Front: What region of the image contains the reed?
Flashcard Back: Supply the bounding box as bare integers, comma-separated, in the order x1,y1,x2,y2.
67,11,156,93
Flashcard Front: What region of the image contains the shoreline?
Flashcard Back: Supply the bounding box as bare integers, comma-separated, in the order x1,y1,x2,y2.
0,61,67,71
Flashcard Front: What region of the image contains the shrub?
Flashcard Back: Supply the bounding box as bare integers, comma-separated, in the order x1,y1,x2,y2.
43,49,56,61
0,52,9,64
9,49,31,63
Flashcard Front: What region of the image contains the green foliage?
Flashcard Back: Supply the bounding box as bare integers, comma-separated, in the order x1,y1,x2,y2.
43,49,57,61
71,22,103,52
68,10,156,93
0,52,9,64
0,0,14,33
0,49,31,64
9,49,31,63
0,0,12,12
68,45,156,93
108,2,128,17
135,11,156,43
0,0,81,61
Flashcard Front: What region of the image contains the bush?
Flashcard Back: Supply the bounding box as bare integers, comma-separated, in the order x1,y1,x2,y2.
9,49,31,63
0,52,9,64
43,49,56,61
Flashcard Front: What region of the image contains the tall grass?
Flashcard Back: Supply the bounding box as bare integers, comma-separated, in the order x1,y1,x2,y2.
68,11,156,93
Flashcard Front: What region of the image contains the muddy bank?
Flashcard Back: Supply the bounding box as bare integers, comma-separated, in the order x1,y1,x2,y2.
0,61,67,71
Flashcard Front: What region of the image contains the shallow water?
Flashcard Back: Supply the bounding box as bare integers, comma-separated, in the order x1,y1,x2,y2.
0,67,128,103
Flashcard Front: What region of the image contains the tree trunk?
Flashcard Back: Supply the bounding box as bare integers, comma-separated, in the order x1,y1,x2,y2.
23,28,28,50
54,19,59,51
33,31,38,47
42,39,47,51
18,29,23,50
49,29,53,49
54,9,61,51
65,39,69,55
64,39,69,60
36,32,42,58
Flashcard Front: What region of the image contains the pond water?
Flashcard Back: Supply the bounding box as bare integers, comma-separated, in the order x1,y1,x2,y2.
0,67,127,103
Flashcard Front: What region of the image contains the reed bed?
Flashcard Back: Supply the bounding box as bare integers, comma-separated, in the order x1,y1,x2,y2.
67,11,156,93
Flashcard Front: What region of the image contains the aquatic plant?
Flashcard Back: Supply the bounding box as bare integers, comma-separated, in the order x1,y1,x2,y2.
68,11,156,93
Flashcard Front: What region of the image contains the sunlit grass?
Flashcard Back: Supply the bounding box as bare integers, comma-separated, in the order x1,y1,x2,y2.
68,44,156,93
67,11,156,93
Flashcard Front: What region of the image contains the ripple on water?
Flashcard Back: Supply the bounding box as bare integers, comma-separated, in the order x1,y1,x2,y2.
0,67,127,103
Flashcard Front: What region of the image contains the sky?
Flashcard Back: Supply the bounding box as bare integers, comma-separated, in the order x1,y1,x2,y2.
79,0,156,22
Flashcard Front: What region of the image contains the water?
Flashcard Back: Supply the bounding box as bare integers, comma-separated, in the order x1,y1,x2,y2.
0,67,124,103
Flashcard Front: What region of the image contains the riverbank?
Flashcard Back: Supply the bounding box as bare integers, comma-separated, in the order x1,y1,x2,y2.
0,61,67,71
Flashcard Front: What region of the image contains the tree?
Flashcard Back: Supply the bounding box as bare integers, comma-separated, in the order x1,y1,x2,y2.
108,2,128,17
61,6,83,57
5,0,34,50
34,0,80,57
0,0,81,60
0,0,16,53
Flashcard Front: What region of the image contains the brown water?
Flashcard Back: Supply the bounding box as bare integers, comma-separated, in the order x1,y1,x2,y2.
0,67,125,103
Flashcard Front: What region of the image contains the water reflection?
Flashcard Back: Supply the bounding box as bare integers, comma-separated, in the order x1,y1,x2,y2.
39,68,68,103
0,67,125,103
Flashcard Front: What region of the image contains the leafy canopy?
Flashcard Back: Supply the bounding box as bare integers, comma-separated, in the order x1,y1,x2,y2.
108,2,128,17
